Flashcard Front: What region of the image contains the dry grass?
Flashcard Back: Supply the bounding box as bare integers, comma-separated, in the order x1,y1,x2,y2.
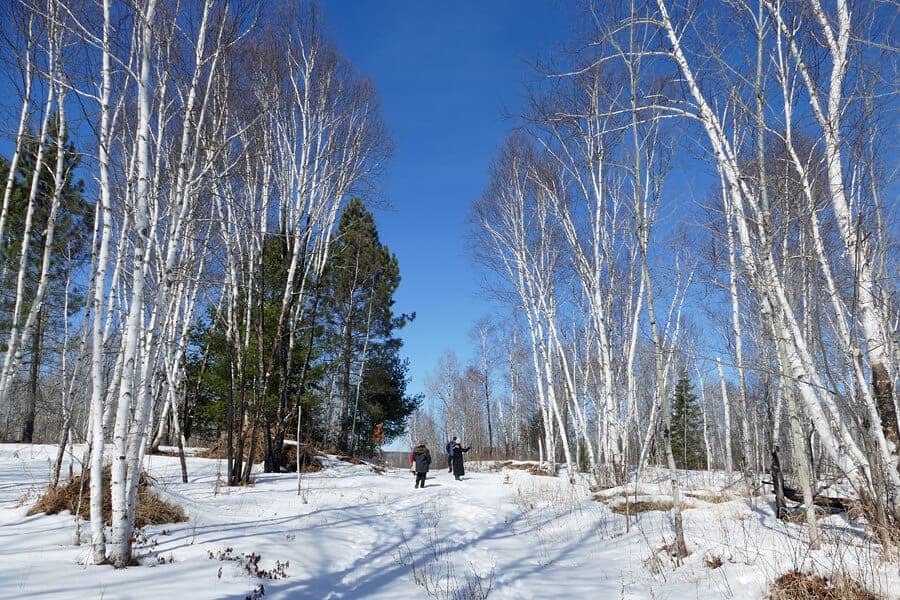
608,500,685,515
496,461,557,477
591,485,656,501
198,433,266,460
780,506,839,525
28,466,186,528
595,488,721,513
686,491,731,504
767,570,879,600
150,447,182,457
609,500,668,515
644,541,691,573
283,444,323,473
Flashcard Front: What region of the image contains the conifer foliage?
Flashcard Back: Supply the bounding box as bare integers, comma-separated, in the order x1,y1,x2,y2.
321,198,417,454
0,116,90,443
670,369,706,471
184,198,418,463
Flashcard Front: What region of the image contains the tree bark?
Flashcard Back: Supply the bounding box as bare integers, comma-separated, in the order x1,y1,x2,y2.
716,357,733,477
22,304,43,443
772,446,787,520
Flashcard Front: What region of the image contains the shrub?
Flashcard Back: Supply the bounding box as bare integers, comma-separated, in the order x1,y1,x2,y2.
497,461,556,477
686,491,731,504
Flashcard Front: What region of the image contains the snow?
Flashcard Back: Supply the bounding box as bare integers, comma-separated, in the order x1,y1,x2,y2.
0,444,897,599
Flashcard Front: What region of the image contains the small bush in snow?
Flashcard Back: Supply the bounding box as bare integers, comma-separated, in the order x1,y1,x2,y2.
395,525,494,599
245,584,265,600
767,570,877,599
705,554,723,569
208,547,289,580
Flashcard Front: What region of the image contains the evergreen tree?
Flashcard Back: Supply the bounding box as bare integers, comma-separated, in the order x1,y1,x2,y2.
353,345,421,455
184,235,325,455
0,116,90,300
184,199,416,462
670,368,706,470
320,198,413,453
0,115,91,442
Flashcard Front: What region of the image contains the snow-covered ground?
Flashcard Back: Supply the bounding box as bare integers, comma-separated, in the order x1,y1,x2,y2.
0,444,896,599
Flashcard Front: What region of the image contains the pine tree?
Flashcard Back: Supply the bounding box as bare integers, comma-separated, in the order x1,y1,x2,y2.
671,368,706,470
320,198,414,453
0,115,91,442
187,199,418,460
185,235,324,463
354,345,421,455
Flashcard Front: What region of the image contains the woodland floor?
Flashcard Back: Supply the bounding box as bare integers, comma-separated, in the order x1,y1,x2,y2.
0,443,896,599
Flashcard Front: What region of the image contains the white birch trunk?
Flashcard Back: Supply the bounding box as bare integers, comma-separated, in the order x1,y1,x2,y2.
0,39,56,403
716,357,733,477
0,13,34,278
641,232,688,560
774,320,820,548
655,0,873,497
695,365,712,473
767,2,900,512
109,0,158,568
725,194,754,476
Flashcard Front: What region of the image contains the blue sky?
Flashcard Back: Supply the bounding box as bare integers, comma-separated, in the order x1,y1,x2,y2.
0,0,580,418
321,1,575,404
0,0,721,405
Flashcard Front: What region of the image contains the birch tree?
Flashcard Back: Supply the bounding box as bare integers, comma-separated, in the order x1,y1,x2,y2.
473,135,575,475
644,0,898,541
0,0,68,414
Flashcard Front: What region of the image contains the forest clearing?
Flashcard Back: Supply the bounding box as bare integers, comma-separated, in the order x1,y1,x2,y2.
0,0,896,596
2,443,897,599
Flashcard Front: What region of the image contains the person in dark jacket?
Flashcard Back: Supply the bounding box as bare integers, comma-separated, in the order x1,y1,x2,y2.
412,442,432,489
445,436,458,473
450,441,471,480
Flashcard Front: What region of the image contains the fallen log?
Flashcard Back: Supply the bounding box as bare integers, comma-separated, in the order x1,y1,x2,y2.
762,479,855,514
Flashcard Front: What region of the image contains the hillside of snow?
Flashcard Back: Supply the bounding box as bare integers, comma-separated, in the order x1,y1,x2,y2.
0,444,896,599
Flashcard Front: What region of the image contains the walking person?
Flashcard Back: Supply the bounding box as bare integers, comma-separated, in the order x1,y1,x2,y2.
412,441,432,489
450,440,471,481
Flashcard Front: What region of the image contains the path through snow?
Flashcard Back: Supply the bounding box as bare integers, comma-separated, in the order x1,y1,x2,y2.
0,444,895,599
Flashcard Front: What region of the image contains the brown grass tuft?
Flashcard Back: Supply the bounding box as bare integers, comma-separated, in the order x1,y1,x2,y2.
283,444,323,473
149,447,181,457
768,570,878,600
28,466,186,528
496,461,556,477
644,541,691,573
686,491,731,504
609,500,684,515
197,433,266,460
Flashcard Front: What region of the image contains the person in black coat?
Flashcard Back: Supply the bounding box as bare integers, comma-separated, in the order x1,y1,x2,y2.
450,441,471,480
445,436,458,473
411,442,432,489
